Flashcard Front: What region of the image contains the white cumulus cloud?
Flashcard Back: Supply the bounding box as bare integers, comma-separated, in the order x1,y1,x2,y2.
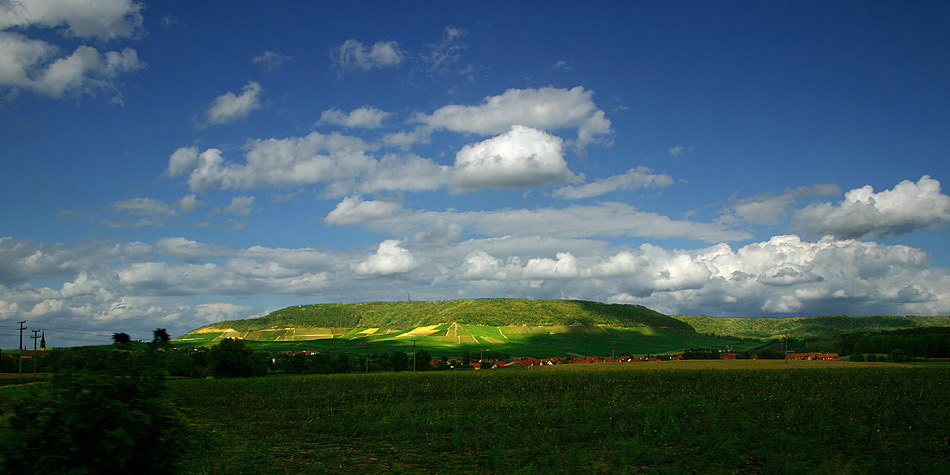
413,86,612,150
204,81,263,126
454,234,950,317
356,240,418,276
0,33,144,98
453,125,577,193
325,196,402,226
793,175,950,239
171,132,377,193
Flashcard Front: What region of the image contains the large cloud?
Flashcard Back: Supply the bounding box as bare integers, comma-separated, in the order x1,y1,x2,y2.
412,86,611,150
794,176,950,239
0,33,144,98
453,125,577,192
168,132,377,193
0,0,145,99
0,0,143,40
454,235,950,317
167,133,452,197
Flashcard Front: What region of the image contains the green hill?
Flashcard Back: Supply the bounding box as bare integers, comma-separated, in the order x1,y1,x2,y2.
202,299,687,331
175,299,950,357
671,315,950,340
177,299,736,355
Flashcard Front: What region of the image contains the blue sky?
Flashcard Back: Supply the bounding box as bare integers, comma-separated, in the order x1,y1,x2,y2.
1,0,948,347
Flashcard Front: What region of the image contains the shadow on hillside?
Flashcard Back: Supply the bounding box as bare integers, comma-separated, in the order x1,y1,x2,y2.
571,300,694,330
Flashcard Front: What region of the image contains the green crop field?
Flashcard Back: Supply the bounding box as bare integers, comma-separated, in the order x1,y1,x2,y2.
165,365,950,473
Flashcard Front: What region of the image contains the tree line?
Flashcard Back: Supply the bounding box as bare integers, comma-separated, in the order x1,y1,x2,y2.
837,327,950,359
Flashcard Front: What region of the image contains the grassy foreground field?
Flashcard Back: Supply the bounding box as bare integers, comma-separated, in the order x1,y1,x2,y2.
169,363,949,473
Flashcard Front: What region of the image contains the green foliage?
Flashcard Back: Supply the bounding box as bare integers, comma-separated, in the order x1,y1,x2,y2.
208,338,268,378
23,346,210,378
673,314,950,341
0,371,187,473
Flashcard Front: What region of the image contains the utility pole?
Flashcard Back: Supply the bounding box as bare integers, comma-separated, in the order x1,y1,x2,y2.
31,329,40,378
17,321,26,380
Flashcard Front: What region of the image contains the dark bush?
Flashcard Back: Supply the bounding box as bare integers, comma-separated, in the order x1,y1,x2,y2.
0,370,187,474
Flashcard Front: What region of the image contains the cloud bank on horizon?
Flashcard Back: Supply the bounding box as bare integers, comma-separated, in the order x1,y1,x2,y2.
1,1,948,346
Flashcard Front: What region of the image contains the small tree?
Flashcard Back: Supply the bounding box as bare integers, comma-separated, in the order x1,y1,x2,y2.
208,338,267,378
415,349,432,370
112,332,131,345
153,328,171,345
391,351,409,372
889,348,908,363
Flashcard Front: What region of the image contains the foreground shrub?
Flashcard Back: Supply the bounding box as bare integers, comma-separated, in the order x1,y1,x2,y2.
0,370,187,474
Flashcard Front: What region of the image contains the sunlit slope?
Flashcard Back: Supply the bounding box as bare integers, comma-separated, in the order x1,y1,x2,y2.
672,315,950,340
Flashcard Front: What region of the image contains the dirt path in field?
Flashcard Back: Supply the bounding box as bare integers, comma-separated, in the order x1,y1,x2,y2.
447,322,461,344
